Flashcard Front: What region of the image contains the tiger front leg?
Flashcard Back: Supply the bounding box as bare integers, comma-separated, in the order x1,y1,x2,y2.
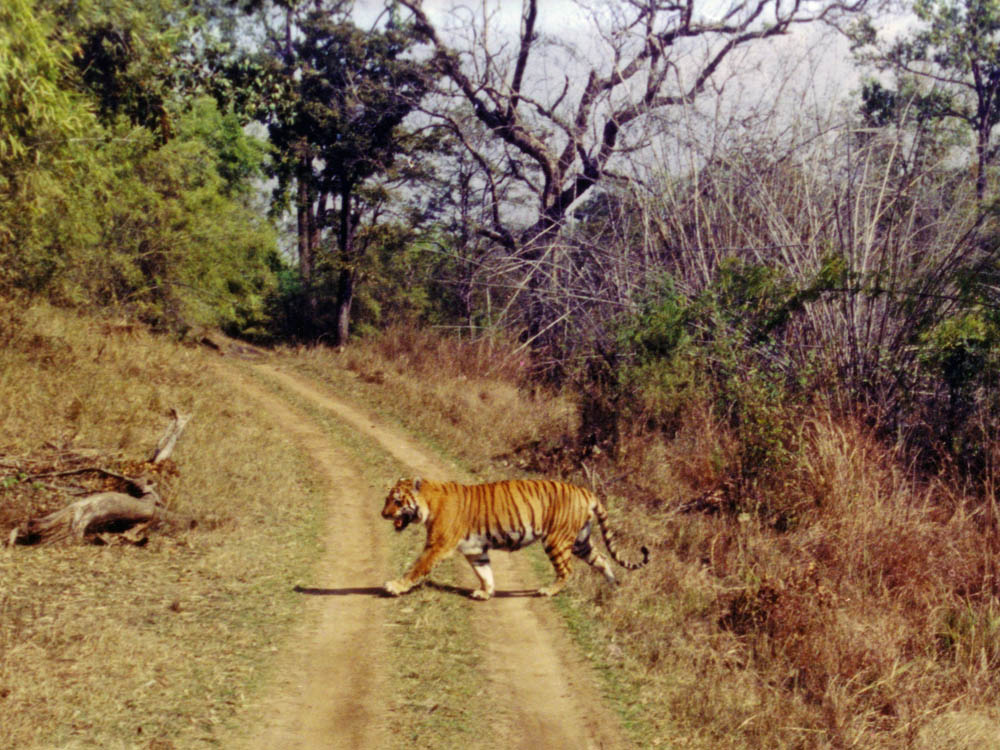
464,551,495,601
384,539,451,597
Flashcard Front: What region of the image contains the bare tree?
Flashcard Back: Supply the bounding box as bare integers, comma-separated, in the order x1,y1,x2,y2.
401,0,870,256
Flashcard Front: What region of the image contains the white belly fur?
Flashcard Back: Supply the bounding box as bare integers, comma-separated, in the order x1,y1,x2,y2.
458,528,538,555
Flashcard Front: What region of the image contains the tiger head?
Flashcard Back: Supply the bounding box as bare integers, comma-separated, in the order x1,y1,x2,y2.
381,478,427,532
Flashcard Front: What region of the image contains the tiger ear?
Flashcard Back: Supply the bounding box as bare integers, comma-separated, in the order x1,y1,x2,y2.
413,477,422,492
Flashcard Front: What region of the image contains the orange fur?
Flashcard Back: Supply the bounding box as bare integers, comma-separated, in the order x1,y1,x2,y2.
381,478,649,600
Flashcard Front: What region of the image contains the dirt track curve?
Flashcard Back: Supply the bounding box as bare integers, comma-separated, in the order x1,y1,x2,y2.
222,362,629,749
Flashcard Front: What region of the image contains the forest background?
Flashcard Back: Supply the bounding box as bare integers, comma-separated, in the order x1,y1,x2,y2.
7,0,1000,745
9,0,1000,479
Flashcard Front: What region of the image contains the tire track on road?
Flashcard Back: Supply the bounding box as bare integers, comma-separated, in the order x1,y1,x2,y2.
220,365,388,750
256,363,630,750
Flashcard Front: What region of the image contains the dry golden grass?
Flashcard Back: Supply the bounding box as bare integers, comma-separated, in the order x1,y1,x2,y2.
297,325,1000,749
0,301,325,749
564,413,1000,748
277,326,580,477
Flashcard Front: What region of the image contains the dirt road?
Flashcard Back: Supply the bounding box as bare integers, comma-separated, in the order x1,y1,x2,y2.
225,362,629,749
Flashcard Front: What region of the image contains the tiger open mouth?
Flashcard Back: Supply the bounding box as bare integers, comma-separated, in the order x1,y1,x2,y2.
393,509,416,531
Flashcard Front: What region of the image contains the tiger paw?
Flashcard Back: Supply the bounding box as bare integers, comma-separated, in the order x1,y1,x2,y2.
384,579,410,597
469,588,493,601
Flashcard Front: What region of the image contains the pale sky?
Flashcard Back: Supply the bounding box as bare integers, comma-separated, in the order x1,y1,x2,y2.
353,0,860,99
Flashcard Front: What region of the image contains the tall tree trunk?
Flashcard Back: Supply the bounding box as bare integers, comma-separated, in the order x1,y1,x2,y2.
297,179,312,281
335,268,355,347
334,185,355,346
977,125,989,200
296,161,320,336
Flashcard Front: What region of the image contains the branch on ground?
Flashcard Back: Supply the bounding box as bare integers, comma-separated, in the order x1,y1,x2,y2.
5,410,195,546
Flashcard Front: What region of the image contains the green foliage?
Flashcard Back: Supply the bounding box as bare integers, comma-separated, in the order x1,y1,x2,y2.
0,1,95,293
0,0,96,268
610,264,818,506
617,275,692,363
0,76,278,335
257,3,434,211
280,9,432,194
851,0,1000,196
176,96,271,196
919,311,1000,395
610,275,697,435
62,112,279,332
0,0,85,164
0,0,280,336
609,244,1000,493
914,310,1000,468
57,0,208,138
238,0,436,342
350,222,431,335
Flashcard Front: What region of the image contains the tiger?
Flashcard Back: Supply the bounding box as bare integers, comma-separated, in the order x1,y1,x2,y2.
380,477,649,600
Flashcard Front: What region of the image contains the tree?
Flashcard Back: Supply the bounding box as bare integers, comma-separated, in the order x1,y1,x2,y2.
0,0,281,333
852,0,1000,199
0,0,84,164
401,0,871,255
0,0,98,291
248,1,434,343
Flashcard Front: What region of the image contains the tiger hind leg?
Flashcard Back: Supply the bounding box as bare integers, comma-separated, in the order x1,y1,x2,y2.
573,529,618,585
537,539,573,597
464,552,495,601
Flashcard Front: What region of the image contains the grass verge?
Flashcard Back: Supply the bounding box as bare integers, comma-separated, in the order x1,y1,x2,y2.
0,303,325,749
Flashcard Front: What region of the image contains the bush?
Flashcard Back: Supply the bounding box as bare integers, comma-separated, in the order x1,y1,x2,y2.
607,264,812,518
0,98,281,335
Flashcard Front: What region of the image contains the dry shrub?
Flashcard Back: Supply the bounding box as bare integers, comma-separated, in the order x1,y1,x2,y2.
616,398,738,507
351,325,535,386
282,326,579,474
548,407,1000,748
677,415,1000,747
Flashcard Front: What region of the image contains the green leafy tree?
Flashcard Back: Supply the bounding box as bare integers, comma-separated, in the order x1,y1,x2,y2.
15,100,280,332
45,0,209,141
1,1,281,334
247,1,434,343
0,0,85,163
0,0,98,290
852,0,1000,198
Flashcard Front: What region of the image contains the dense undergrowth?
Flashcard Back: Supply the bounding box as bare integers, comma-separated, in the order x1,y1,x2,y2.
284,325,1000,749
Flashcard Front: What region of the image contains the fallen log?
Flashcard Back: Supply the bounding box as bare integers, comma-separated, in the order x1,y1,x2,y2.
5,409,195,547
6,478,194,546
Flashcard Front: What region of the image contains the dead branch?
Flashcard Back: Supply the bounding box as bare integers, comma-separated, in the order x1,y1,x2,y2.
150,409,191,464
6,482,194,546
5,410,195,547
21,466,151,487
402,0,870,247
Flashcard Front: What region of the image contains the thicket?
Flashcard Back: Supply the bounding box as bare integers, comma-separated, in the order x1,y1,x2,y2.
450,96,1000,493
0,0,281,334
